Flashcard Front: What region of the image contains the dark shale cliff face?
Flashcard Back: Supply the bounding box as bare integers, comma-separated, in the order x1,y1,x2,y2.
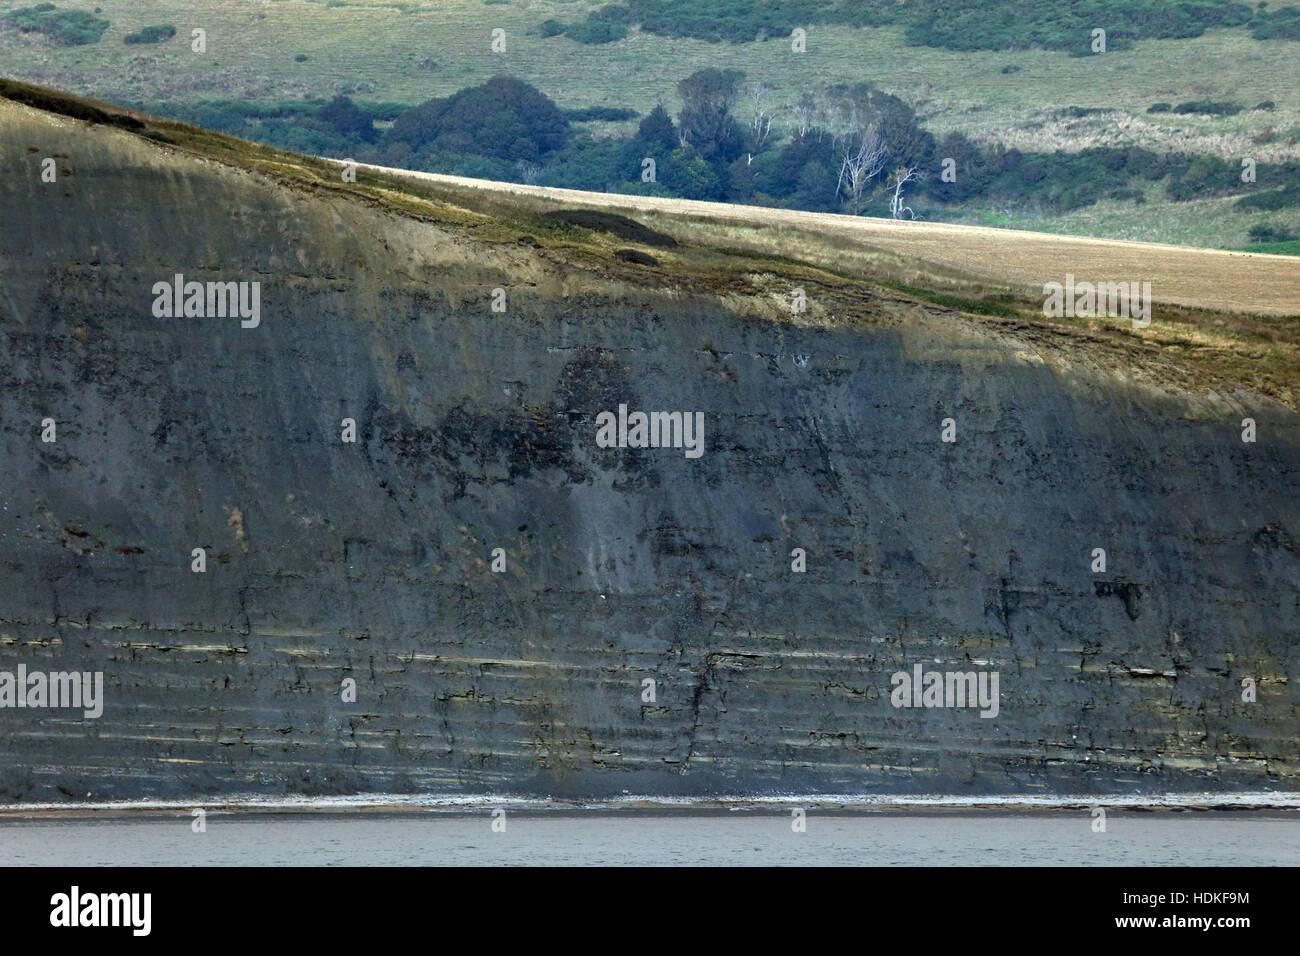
1,100,1298,802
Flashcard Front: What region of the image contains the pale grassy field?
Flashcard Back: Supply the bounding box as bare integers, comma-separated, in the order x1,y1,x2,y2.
357,160,1300,316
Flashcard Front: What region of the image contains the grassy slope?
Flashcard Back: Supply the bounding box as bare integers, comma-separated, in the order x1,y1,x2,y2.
1240,239,1300,255
1,1,1297,124
2,78,1298,412
944,191,1300,251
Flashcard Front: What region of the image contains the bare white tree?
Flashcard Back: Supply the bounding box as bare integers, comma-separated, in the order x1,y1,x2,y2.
516,160,542,185
836,126,888,215
886,165,924,220
747,82,778,148
793,91,817,140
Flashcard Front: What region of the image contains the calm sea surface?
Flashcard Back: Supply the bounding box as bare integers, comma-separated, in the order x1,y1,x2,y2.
1,811,1297,865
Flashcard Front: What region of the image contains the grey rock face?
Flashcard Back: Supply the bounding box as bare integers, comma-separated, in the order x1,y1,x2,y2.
0,105,1297,802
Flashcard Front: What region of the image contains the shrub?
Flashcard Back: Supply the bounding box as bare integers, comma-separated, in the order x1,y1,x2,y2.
4,4,110,45
1252,7,1300,41
591,4,633,22
124,24,175,44
7,4,58,28
1147,102,1172,113
1173,100,1243,116
1248,223,1298,243
563,19,628,43
614,248,658,266
542,209,677,247
1236,185,1300,211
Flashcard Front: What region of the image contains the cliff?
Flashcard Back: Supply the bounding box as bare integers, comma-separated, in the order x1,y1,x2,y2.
0,84,1297,802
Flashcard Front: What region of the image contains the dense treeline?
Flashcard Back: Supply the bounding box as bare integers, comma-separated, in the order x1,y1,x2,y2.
539,0,1300,52
150,71,1299,225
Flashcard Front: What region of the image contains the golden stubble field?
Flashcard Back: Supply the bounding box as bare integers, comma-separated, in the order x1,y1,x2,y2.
361,164,1300,317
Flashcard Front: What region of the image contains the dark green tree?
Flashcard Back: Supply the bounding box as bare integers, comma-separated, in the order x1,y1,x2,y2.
676,68,746,163
318,95,376,143
388,75,569,161
637,104,678,152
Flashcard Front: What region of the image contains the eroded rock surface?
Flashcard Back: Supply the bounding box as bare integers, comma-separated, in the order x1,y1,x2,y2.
0,102,1297,801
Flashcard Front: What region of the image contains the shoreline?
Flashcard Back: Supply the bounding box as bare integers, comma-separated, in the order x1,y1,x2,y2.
3,791,1299,820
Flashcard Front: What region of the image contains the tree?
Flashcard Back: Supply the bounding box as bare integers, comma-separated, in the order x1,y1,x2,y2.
886,166,924,219
768,134,837,208
637,103,678,152
678,67,745,115
746,82,778,149
676,68,747,163
388,75,569,160
825,83,936,171
792,160,838,212
516,160,542,185
792,91,818,140
930,131,989,201
727,154,758,201
662,143,723,200
318,95,377,143
836,126,887,214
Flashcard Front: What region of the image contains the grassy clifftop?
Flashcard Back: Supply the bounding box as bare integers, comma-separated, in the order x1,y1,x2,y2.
3,77,1299,410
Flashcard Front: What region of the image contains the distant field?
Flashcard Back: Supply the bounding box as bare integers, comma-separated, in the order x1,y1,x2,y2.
945,191,1300,251
2,0,1298,158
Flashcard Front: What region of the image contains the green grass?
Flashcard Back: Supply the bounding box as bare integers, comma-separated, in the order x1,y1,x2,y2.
1236,239,1300,255
943,185,1300,250
875,281,1024,318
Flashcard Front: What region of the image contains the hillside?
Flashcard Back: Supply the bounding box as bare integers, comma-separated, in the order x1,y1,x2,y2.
0,83,1297,801
2,0,1300,249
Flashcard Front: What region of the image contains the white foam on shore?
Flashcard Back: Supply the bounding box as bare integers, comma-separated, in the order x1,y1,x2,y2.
2,791,1299,815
